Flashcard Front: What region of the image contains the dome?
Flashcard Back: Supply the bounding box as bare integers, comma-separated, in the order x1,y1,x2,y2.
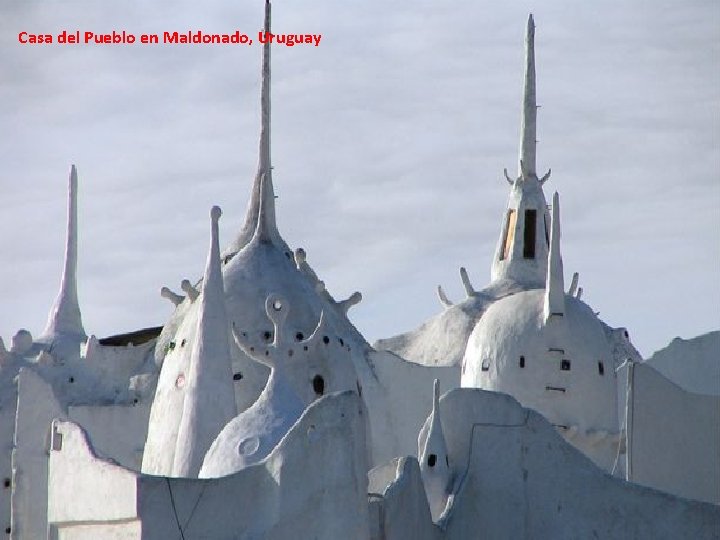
461,289,618,435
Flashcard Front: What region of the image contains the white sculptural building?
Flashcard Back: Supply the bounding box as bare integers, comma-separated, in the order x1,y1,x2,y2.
1,4,718,539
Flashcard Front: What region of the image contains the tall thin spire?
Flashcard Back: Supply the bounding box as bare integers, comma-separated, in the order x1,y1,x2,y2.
222,0,285,258
173,206,238,477
42,165,86,340
544,192,565,322
519,14,537,178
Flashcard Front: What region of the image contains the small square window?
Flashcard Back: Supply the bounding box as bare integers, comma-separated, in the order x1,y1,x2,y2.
561,359,571,371
481,359,490,372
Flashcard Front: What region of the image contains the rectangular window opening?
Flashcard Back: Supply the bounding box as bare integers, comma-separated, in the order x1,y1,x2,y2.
523,209,537,259
544,213,550,247
500,210,517,261
519,356,525,368
561,359,571,371
481,359,490,372
598,361,605,376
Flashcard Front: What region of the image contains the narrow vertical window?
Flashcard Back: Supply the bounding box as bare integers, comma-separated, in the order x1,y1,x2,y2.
561,359,571,371
519,356,525,368
544,213,550,246
500,210,517,261
523,209,537,259
481,359,490,372
598,362,605,376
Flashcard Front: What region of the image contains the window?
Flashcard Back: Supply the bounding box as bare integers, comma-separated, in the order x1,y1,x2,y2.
312,375,325,396
598,362,605,376
561,359,571,371
519,355,525,368
233,372,243,381
500,210,517,260
427,454,437,467
481,359,490,372
544,213,550,246
523,209,537,259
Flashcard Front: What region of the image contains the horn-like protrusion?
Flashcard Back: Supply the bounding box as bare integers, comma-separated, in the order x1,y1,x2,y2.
338,292,362,314
568,272,579,296
576,287,583,300
543,192,565,323
503,168,514,185
437,285,453,308
540,168,551,185
460,267,475,298
181,279,199,302
160,286,185,306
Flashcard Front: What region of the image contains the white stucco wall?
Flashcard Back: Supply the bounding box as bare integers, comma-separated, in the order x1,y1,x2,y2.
49,391,369,539
68,403,150,471
433,388,719,539
619,362,720,504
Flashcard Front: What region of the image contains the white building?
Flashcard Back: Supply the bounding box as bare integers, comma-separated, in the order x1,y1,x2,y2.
1,4,718,539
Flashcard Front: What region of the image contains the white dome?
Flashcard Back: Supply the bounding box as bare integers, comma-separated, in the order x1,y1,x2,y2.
461,289,618,434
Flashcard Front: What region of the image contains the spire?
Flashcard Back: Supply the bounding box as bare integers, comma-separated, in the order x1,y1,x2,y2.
544,192,565,322
42,165,86,340
419,379,452,521
173,206,238,477
519,14,537,178
223,0,284,258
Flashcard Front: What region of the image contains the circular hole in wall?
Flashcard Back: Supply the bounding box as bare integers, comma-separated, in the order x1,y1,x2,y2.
295,332,304,341
263,331,273,342
322,336,330,345
233,372,243,381
238,436,260,456
175,374,186,389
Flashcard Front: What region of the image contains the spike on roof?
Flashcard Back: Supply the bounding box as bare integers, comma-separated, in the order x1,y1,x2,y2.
519,14,537,178
41,165,86,341
544,192,565,322
173,205,238,477
223,0,285,258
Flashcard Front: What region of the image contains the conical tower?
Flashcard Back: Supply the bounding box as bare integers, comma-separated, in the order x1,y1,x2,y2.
491,15,552,289
172,206,238,477
41,165,86,344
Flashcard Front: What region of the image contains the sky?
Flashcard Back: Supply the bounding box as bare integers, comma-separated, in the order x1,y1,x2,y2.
0,0,718,359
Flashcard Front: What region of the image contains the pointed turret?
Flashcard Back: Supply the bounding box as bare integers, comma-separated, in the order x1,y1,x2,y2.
491,16,551,287
223,0,286,258
544,192,565,322
519,14,537,178
173,206,238,477
41,165,86,342
419,379,452,521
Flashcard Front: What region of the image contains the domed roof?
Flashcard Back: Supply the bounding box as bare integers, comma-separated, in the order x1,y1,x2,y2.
461,288,617,434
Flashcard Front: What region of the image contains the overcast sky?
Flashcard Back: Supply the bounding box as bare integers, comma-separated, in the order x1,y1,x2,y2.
1,0,718,358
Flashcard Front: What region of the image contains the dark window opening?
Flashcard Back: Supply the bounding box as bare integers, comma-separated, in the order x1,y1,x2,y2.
544,214,550,246
545,385,566,393
500,210,517,261
168,341,176,351
233,372,243,381
312,375,325,396
3,479,9,488
598,362,605,376
288,349,294,357
5,527,10,534
561,359,571,371
519,355,526,368
624,330,629,339
356,380,363,397
263,331,273,342
523,209,537,259
180,339,187,347
68,376,75,383
322,335,330,345
338,337,344,347
427,454,437,467
295,332,304,341
481,359,490,372
445,455,449,467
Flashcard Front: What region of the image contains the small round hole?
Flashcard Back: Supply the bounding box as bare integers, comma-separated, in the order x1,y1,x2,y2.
233,372,243,381
295,332,304,341
322,336,330,345
263,331,273,342
68,376,75,384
